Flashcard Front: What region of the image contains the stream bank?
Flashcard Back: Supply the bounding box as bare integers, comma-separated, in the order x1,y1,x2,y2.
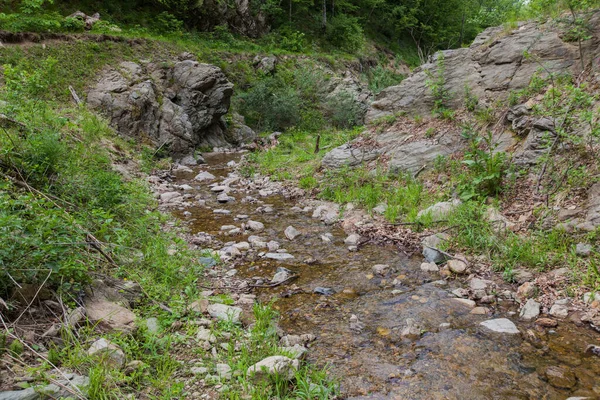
155,152,600,399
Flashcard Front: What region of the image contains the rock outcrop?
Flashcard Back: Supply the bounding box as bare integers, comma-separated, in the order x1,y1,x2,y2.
323,12,600,173
88,56,255,157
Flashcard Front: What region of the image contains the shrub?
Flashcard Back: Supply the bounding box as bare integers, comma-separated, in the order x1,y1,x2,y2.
326,14,365,53
324,90,361,128
153,12,184,34
364,65,405,94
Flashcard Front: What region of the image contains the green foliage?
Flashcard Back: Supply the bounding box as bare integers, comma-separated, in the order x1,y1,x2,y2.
363,65,405,94
458,125,507,200
152,11,184,34
325,90,362,128
325,14,365,53
425,53,452,116
464,85,479,111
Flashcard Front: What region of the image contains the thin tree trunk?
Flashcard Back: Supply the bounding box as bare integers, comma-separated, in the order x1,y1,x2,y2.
322,0,327,29
289,0,292,23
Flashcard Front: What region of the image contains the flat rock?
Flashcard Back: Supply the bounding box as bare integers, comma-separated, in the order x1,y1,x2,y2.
207,303,242,323
447,259,467,274
480,318,519,334
85,298,136,333
344,234,361,246
246,220,265,232
420,262,439,272
549,303,569,318
265,252,294,260
88,338,125,368
417,199,461,220
194,171,216,182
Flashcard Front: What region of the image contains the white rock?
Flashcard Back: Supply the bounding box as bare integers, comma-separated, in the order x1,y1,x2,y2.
211,185,228,193
246,220,265,232
284,226,301,240
549,303,569,318
233,242,250,251
267,240,280,251
420,262,439,272
194,171,216,182
469,278,490,291
207,304,242,323
247,356,299,381
88,338,126,368
417,199,461,219
344,234,361,246
196,328,216,343
447,259,467,274
480,318,519,334
216,363,232,380
519,299,540,320
160,191,182,202
266,253,294,260
179,184,193,191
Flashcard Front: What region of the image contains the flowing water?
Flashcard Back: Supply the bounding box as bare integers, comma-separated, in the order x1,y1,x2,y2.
172,153,600,399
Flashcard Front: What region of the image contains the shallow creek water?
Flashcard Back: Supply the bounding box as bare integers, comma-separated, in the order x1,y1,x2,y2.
172,153,600,399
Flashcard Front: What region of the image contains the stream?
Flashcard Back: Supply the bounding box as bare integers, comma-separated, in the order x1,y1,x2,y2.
171,153,600,399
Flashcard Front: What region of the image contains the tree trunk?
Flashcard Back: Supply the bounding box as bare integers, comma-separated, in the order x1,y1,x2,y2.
322,0,327,29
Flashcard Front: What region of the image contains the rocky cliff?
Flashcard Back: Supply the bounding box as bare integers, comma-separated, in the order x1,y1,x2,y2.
323,12,600,174
87,54,255,161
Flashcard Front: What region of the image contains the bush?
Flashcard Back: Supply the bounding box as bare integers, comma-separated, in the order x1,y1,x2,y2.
364,65,405,94
152,12,184,34
325,90,361,128
326,14,365,53
62,16,85,32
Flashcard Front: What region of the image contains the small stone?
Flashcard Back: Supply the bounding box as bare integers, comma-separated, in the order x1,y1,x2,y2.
583,292,598,304
211,185,228,193
452,298,476,308
372,264,390,276
469,278,489,291
267,240,280,251
517,282,536,298
246,220,265,232
88,338,126,368
207,304,242,323
272,269,292,284
247,356,299,381
217,193,231,203
313,287,335,296
470,307,489,315
191,366,209,375
447,259,467,274
188,299,209,313
536,318,558,327
233,242,250,251
213,209,231,214
280,344,308,360
544,365,577,389
480,318,519,334
575,243,593,257
420,262,439,272
265,253,294,260
320,234,332,243
344,234,361,246
549,303,569,318
216,363,232,380
195,171,216,182
196,327,217,343
439,322,451,330
513,269,534,284
519,299,540,320
284,226,301,240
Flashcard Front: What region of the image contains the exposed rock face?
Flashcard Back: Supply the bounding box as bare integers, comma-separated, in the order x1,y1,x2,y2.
192,0,268,38
366,20,588,121
324,13,600,173
88,57,253,157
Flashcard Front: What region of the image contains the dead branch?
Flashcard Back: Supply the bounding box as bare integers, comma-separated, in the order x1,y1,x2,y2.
68,85,82,105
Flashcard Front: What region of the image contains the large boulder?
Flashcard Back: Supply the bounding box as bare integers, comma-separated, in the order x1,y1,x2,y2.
87,57,247,157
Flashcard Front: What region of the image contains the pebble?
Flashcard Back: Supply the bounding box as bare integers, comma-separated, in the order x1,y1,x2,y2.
372,264,390,276
420,262,439,272
479,318,519,334
519,299,540,320
265,253,295,260
313,287,335,296
213,209,231,214
284,226,301,240
211,185,228,193
344,234,361,246
447,259,467,274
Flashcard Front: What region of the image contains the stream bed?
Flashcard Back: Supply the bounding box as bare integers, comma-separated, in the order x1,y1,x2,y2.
170,153,600,399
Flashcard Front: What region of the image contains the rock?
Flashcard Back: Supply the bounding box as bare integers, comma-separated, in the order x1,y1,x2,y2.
88,338,126,368
265,253,294,260
372,264,390,276
145,317,160,334
272,268,292,284
196,327,217,343
447,259,467,274
575,243,593,257
320,234,332,243
485,207,516,232
85,297,136,333
322,143,380,169
253,56,277,74
417,199,461,220
373,204,387,214
544,365,577,389
313,287,335,296
479,318,519,334
247,356,299,381
512,269,534,284
213,209,231,214
520,299,541,320
536,318,558,327
217,192,232,203
211,185,228,193
245,220,264,232
421,233,450,263
284,226,301,240
267,240,280,251
68,11,101,29
194,171,216,182
420,262,439,272
517,282,537,298
469,278,490,291
452,298,476,308
0,375,90,400
400,318,421,339
160,191,182,202
344,234,361,246
549,303,569,318
191,366,209,375
470,307,489,315
578,182,600,231
216,363,232,380
88,60,239,157
233,242,250,251
280,344,308,360
207,304,242,323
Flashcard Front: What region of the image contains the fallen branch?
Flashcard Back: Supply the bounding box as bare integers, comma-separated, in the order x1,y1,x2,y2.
68,85,82,105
